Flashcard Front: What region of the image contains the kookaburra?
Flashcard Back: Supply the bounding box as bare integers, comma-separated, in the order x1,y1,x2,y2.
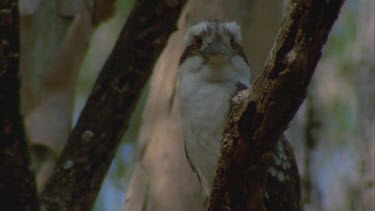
178,20,302,210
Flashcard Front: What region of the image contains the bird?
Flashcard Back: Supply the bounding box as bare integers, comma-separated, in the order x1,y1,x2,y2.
177,20,302,210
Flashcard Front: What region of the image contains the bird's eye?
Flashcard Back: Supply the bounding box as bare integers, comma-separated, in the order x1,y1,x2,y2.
195,36,203,47
230,37,236,46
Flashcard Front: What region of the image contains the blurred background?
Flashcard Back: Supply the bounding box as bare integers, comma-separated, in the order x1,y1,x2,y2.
19,0,374,210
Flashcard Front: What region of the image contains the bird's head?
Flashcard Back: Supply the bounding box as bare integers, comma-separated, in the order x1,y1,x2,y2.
179,20,248,67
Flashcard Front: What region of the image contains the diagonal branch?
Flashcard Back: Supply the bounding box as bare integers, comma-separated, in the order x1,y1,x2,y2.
40,0,187,210
209,0,344,210
0,0,39,210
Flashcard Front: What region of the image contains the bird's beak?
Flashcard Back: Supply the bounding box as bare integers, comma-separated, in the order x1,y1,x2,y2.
201,39,232,57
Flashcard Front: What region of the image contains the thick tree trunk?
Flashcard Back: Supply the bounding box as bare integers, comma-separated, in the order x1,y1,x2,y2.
0,0,38,209
209,0,344,210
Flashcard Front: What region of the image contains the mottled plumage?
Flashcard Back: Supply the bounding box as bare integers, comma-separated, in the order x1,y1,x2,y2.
178,20,302,210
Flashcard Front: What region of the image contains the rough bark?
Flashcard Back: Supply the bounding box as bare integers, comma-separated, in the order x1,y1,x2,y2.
0,0,39,210
208,0,344,210
123,1,283,211
39,0,187,210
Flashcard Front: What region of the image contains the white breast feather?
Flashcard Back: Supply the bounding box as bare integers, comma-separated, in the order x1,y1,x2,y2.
178,55,250,197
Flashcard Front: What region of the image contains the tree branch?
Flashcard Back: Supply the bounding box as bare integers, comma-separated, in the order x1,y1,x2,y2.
0,0,39,210
39,0,187,210
208,0,344,210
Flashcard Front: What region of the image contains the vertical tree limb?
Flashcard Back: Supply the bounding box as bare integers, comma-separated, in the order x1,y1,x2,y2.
302,93,320,204
354,0,375,209
209,0,344,210
0,0,39,210
39,0,187,210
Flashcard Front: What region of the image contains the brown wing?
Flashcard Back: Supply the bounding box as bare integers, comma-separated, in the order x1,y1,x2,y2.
264,135,303,211
179,39,201,66
236,81,248,92
183,142,196,173
183,141,205,190
231,41,249,65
